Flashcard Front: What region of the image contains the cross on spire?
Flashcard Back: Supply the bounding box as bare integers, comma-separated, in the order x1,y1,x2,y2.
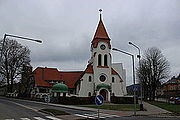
99,9,102,20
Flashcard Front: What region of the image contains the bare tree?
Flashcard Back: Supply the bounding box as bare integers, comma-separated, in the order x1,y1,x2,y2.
0,39,30,93
136,47,170,101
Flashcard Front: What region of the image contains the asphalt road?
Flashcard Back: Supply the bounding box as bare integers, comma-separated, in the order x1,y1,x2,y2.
0,96,97,120
0,96,179,120
0,97,48,119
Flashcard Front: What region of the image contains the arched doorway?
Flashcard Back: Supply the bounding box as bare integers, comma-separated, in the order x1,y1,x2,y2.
99,89,108,101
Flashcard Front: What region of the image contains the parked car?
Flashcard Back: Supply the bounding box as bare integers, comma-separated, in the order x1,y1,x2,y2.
174,97,180,104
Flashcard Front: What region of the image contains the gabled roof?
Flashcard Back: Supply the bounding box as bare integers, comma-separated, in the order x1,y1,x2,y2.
75,64,94,85
33,67,83,88
33,67,61,87
85,64,94,73
111,68,123,82
111,68,118,75
91,14,111,48
59,71,83,89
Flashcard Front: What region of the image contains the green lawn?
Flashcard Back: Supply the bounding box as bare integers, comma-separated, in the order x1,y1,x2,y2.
78,104,140,111
148,101,180,114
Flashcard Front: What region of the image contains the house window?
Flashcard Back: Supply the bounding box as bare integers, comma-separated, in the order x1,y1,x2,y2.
88,92,91,97
89,76,92,82
98,54,102,66
104,54,108,66
112,77,115,83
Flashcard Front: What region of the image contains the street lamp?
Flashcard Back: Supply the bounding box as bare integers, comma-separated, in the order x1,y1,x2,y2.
112,48,137,115
129,41,143,111
0,33,42,93
1,34,42,60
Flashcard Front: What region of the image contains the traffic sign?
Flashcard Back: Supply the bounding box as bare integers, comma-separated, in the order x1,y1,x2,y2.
95,95,104,105
44,95,50,103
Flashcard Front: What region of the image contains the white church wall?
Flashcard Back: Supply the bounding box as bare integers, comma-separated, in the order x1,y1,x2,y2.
111,75,124,96
78,73,94,97
112,63,127,95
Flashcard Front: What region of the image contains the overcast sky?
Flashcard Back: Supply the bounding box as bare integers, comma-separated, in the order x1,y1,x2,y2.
0,0,180,85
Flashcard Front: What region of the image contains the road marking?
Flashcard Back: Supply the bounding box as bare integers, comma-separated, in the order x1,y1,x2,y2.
46,116,62,120
5,119,14,120
99,113,119,117
34,117,46,120
75,113,119,119
75,114,95,119
20,118,31,120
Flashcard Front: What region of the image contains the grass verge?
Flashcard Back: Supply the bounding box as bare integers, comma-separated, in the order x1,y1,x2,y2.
39,108,70,116
78,104,140,111
148,101,180,115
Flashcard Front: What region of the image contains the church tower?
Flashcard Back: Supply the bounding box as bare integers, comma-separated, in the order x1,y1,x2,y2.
90,10,113,101
77,10,127,101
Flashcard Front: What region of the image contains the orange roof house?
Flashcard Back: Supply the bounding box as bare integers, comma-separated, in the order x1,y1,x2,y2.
33,67,83,89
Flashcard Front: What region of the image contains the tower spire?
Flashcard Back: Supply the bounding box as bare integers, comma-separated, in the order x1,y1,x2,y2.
91,9,111,49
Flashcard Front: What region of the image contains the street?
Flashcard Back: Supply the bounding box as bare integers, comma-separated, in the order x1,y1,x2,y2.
0,96,179,120
0,97,51,119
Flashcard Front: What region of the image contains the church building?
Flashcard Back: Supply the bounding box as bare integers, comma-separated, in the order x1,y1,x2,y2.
32,12,127,102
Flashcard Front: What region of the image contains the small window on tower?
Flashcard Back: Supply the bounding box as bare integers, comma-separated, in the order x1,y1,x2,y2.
89,76,92,82
98,54,102,66
104,54,108,66
112,77,115,83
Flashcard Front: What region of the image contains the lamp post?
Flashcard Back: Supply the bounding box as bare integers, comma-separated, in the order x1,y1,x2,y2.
129,42,143,111
112,48,136,115
1,33,42,61
0,33,42,93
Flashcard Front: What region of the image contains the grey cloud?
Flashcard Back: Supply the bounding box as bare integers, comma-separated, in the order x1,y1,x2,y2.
1,0,180,85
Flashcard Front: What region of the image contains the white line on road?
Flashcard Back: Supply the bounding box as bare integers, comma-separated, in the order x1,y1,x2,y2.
74,114,95,119
46,116,62,120
34,117,46,120
5,119,14,120
20,118,31,120
74,113,119,119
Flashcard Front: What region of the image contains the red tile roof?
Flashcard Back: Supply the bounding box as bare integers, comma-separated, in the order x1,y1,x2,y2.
111,68,123,82
111,68,118,75
92,18,111,48
93,19,110,39
33,67,59,87
33,67,83,88
84,64,93,73
59,71,83,88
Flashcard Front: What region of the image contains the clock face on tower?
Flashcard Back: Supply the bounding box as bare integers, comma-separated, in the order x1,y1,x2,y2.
100,44,106,50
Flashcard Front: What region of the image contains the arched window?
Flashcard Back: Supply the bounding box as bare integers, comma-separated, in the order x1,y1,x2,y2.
98,54,102,66
104,54,108,66
88,92,91,97
112,77,115,83
89,76,92,82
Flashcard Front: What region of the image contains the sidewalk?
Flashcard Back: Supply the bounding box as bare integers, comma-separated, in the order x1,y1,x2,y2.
136,101,171,116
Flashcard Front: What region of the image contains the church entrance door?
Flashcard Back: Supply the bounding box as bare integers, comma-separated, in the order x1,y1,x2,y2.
99,89,108,101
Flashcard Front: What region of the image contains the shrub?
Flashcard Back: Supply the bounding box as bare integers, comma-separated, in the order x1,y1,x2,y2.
111,96,138,104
